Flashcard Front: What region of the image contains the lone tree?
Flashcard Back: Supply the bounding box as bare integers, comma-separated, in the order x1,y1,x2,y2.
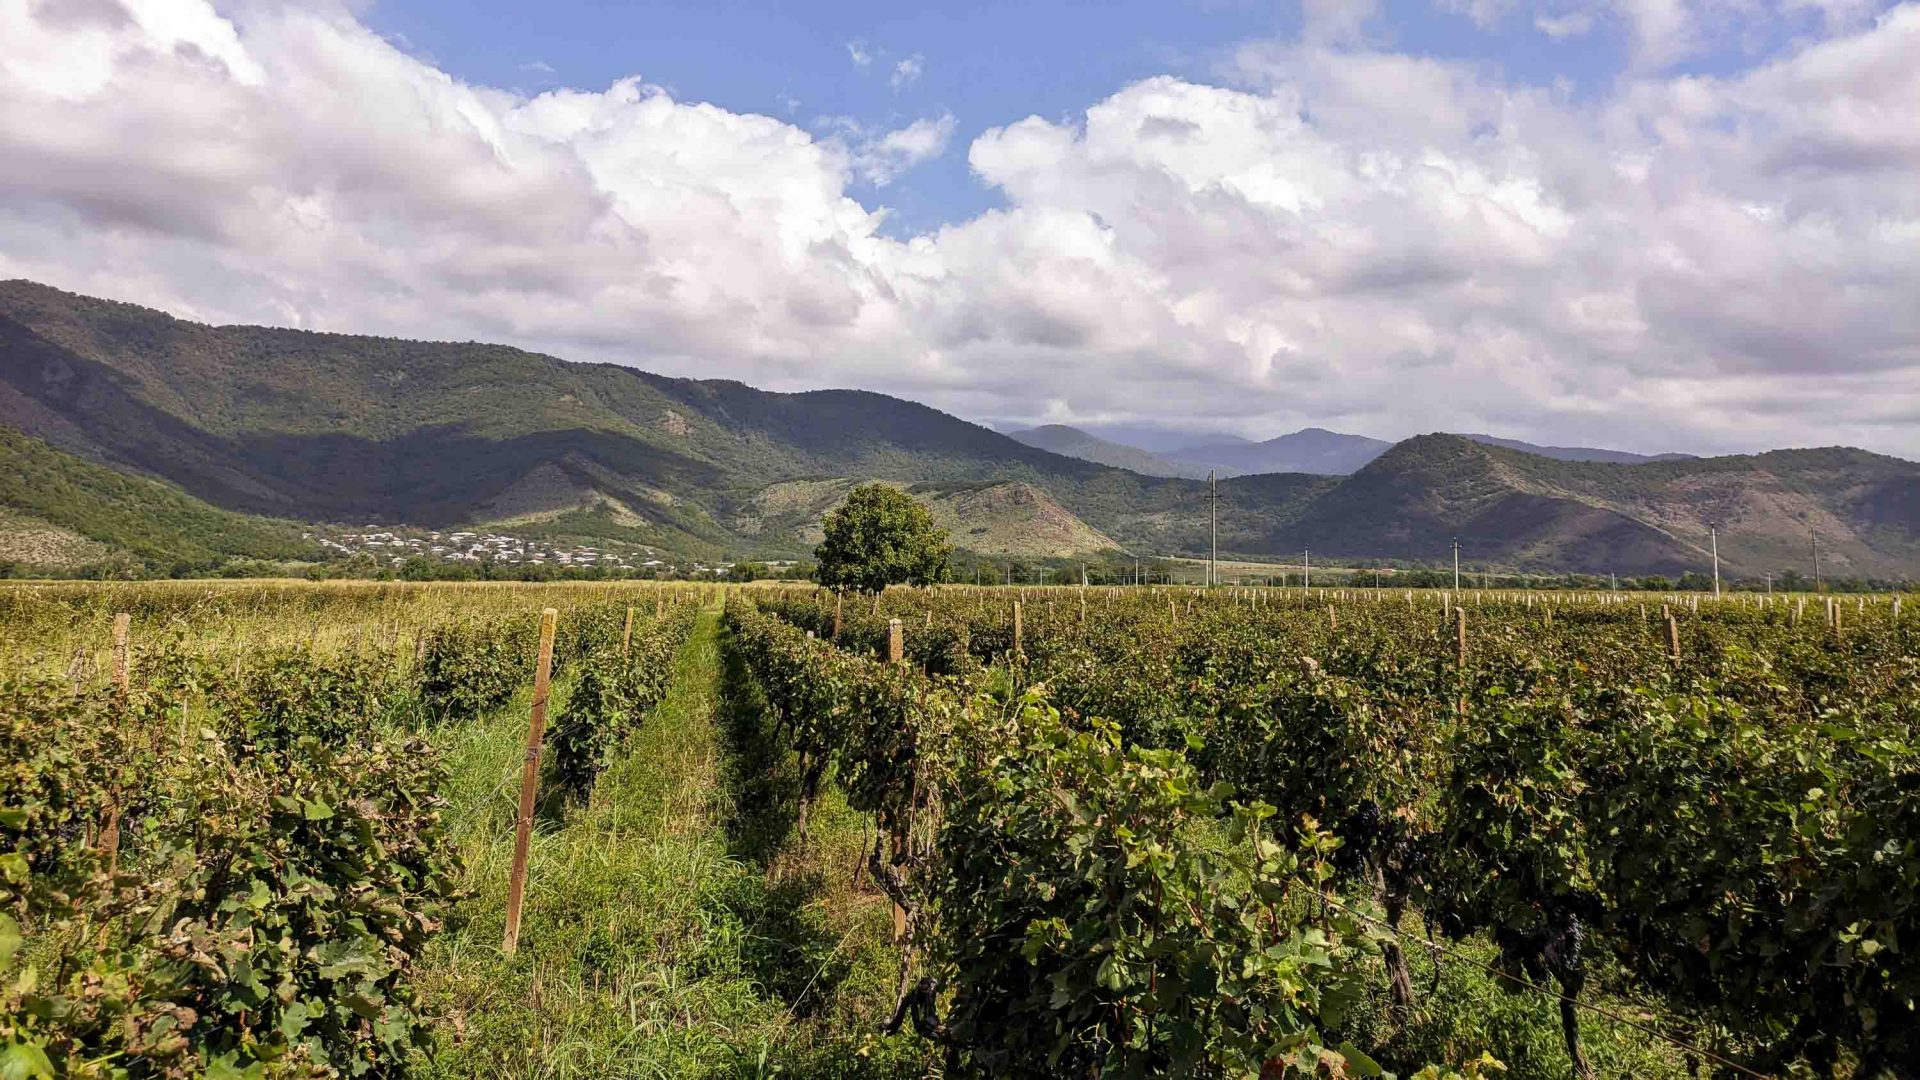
814,483,952,594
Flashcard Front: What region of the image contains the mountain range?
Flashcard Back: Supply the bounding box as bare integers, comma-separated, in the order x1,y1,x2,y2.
1010,425,1695,478
1,279,1916,579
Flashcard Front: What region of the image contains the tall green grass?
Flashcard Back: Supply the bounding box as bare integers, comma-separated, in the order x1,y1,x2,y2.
414,607,925,1078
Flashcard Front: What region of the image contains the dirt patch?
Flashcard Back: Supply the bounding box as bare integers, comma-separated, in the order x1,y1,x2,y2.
0,509,110,566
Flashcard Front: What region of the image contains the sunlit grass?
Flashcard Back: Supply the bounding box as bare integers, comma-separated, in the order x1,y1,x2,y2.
414,605,927,1078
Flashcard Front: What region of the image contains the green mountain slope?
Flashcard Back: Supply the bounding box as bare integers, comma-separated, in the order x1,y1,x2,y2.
1280,435,1920,577
0,279,1327,558
0,426,319,570
1,280,1916,577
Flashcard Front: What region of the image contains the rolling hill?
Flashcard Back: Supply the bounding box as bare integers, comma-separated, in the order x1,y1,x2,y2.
1,279,1916,578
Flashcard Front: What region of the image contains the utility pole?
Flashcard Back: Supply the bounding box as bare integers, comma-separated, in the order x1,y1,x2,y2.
1302,549,1310,591
1208,470,1218,588
1452,537,1461,593
1709,525,1721,598
1811,528,1822,593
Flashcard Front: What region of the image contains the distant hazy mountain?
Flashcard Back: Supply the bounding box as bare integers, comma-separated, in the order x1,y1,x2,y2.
3,279,1917,577
1169,428,1393,477
1072,426,1694,477
1007,425,1204,478
1457,434,1694,465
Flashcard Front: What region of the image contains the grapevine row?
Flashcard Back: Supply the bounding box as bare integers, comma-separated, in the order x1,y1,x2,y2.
2,596,698,1077
739,586,1919,1077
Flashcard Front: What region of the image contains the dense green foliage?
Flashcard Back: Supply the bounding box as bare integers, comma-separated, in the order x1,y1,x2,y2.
0,426,318,573
1,589,699,1077
545,605,698,800
727,599,1386,1076
814,483,953,594
1,675,455,1078
739,584,1920,1078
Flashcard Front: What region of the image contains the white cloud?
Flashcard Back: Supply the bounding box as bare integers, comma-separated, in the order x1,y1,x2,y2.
1301,0,1382,43
1613,0,1701,69
1,0,1917,457
891,52,923,91
1566,0,1898,72
845,40,871,69
1534,10,1597,36
1438,0,1516,29
851,113,956,184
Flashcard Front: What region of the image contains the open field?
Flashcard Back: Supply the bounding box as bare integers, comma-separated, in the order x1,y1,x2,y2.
4,579,1916,1078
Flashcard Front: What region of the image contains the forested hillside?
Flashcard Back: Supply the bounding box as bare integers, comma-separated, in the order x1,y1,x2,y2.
3,280,1917,576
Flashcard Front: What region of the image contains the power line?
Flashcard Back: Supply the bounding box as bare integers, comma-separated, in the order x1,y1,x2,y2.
1209,470,1218,588
1709,524,1721,598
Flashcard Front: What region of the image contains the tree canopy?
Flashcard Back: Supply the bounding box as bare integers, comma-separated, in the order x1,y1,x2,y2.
813,484,952,594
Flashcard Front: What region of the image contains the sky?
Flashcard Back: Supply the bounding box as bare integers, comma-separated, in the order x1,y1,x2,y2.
1,0,1916,457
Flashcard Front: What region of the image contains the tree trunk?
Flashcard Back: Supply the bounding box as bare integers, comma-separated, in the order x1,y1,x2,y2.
1382,892,1415,1020
1558,974,1594,1080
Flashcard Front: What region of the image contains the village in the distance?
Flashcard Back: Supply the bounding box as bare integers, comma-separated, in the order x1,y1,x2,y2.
307,527,779,578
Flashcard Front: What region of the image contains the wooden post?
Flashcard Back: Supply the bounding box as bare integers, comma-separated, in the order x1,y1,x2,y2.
1667,608,1682,664
97,612,133,873
1456,607,1467,670
887,618,904,664
832,593,843,640
111,612,131,693
656,597,665,619
503,608,559,956
621,606,635,657
1012,600,1023,657
1327,604,1337,631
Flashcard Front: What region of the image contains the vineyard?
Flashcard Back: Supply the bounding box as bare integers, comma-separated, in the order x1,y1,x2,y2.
3,580,1915,1078
728,586,1918,1079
